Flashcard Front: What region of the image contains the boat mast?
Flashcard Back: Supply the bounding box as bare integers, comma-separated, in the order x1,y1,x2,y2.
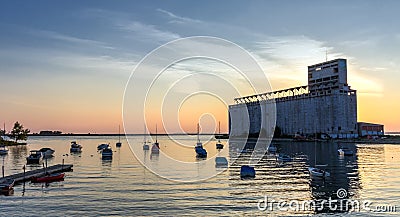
156,124,158,143
118,125,121,143
218,121,221,142
144,124,146,144
197,123,200,143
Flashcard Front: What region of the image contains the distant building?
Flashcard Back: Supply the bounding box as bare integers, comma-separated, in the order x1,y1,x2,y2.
229,58,384,139
357,122,384,137
39,130,62,135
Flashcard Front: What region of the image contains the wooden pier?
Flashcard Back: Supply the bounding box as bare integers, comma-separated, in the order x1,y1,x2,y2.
0,164,73,184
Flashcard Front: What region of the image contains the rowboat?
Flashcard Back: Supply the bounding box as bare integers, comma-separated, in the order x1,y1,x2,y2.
308,167,330,178
31,173,65,183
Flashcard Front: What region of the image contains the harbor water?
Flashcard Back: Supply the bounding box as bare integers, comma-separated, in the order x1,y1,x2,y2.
1,136,399,216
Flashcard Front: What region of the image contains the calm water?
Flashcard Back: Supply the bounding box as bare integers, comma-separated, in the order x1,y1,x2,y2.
1,136,399,216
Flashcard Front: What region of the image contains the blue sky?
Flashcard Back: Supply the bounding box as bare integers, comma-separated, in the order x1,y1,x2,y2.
1,1,399,133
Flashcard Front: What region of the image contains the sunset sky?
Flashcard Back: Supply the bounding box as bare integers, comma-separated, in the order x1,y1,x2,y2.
1,1,399,133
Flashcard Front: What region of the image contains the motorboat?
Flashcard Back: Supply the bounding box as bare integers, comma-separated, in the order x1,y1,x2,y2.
240,165,256,178
70,141,82,153
0,145,8,155
31,173,65,183
308,167,330,179
26,150,43,164
194,123,207,158
101,147,113,159
0,178,15,191
215,157,228,167
39,147,55,158
97,143,109,151
338,147,353,156
277,153,292,162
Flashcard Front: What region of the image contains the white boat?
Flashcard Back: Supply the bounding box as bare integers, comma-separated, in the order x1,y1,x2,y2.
97,143,109,151
308,167,330,178
39,147,55,158
0,146,8,155
70,141,82,153
26,150,43,164
101,147,113,159
151,125,160,154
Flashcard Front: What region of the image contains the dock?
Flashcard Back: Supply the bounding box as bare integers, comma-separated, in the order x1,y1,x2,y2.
0,164,73,184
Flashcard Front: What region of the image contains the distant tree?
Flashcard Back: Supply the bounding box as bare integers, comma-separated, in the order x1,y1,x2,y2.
10,121,30,142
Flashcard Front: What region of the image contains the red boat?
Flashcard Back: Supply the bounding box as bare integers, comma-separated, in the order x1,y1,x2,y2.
31,173,65,183
0,178,15,191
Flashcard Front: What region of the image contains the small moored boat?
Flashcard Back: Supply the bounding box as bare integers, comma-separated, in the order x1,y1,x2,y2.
39,147,55,158
338,147,353,156
26,150,43,164
277,154,292,162
215,157,228,167
215,121,224,150
97,143,109,151
116,125,122,148
31,173,65,183
267,145,277,153
151,125,160,154
143,125,150,150
194,124,207,158
0,178,15,191
308,167,330,179
0,145,9,155
70,141,82,153
101,147,113,159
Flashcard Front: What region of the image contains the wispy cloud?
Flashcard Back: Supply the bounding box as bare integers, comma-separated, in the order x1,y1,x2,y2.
117,21,180,42
28,28,115,50
156,8,202,24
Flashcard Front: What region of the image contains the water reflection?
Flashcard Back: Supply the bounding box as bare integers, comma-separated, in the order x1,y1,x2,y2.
228,140,361,215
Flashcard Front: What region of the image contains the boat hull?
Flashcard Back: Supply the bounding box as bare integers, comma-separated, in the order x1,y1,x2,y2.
31,173,65,183
0,179,15,191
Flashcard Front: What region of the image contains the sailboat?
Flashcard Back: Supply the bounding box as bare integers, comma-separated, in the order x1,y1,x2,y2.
143,124,149,150
195,123,207,158
308,124,330,179
116,125,122,147
216,121,224,150
151,125,160,154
